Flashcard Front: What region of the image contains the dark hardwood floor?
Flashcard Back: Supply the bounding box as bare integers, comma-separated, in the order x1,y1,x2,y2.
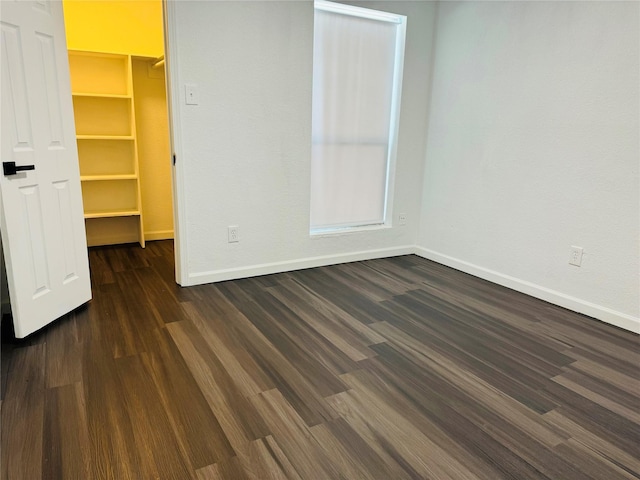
2,240,639,479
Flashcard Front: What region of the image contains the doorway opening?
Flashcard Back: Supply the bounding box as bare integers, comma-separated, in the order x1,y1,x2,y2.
0,0,183,338
63,0,175,252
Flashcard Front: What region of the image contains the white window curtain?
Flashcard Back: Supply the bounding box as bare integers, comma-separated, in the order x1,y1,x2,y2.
310,2,405,231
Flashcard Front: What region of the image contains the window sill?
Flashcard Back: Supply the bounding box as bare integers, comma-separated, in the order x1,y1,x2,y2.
310,223,391,238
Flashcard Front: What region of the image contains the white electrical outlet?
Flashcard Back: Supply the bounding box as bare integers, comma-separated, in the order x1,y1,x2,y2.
398,213,407,226
569,246,583,266
228,225,239,243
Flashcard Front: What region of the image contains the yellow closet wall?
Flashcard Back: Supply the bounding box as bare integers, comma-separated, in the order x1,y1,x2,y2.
63,0,173,242
63,1,164,58
132,60,173,240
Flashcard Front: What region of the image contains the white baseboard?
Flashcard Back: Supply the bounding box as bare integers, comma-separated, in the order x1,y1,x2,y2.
181,243,638,334
186,245,416,286
414,247,639,334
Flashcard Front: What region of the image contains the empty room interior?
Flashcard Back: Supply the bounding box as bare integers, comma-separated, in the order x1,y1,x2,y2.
1,0,638,479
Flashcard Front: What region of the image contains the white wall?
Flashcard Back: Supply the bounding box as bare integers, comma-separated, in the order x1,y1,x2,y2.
417,1,639,332
168,1,436,284
167,0,638,332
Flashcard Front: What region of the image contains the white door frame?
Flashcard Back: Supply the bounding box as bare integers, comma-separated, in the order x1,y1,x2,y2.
162,0,188,286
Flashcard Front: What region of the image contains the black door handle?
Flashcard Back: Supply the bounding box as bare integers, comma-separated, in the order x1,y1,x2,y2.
3,161,35,176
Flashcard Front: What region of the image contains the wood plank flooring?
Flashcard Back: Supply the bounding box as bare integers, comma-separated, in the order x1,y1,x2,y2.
2,240,639,479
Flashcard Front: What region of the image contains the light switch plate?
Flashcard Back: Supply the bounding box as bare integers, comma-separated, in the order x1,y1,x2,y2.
185,84,198,105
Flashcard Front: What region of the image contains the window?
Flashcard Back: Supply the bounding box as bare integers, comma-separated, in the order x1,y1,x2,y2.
310,1,406,232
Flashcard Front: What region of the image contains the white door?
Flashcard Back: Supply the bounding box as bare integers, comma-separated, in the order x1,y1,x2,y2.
0,0,91,338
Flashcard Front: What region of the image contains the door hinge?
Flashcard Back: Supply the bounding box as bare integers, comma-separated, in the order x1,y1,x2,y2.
173,154,176,166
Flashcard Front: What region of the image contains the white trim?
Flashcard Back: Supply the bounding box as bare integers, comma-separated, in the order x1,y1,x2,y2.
185,245,415,286
163,0,189,286
383,15,406,226
177,241,637,333
312,2,407,231
310,223,390,237
314,1,403,24
414,247,640,334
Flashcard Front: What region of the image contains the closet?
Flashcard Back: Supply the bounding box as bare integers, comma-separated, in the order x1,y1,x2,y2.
63,0,173,248
70,51,145,247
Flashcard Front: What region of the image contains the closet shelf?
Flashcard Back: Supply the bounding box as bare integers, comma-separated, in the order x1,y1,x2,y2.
70,49,145,248
72,92,132,99
81,174,137,182
76,135,134,141
84,209,141,219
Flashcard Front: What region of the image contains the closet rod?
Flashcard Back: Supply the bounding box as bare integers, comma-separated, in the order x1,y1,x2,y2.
151,55,165,69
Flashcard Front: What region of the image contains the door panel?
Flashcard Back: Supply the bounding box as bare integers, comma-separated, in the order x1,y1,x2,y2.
0,0,91,338
37,32,66,148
